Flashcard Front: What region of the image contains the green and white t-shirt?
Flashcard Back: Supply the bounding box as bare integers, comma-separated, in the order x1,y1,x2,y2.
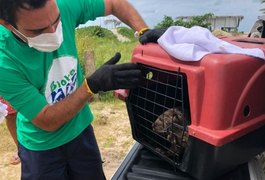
0,0,104,150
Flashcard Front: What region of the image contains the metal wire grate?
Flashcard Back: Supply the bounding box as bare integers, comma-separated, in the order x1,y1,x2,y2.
127,64,191,166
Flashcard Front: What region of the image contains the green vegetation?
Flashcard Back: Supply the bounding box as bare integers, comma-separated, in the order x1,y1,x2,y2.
75,26,138,67
117,27,137,40
75,26,138,101
156,13,214,29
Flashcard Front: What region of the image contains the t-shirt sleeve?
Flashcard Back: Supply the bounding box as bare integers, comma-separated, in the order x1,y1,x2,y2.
58,0,105,27
0,63,47,121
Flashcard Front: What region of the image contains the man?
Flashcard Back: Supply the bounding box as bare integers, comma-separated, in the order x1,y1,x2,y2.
0,0,163,179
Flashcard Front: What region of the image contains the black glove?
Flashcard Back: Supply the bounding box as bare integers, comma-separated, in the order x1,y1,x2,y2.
86,52,142,93
139,28,167,44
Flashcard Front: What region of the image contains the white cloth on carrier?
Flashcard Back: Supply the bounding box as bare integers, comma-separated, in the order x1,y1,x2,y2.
157,26,265,61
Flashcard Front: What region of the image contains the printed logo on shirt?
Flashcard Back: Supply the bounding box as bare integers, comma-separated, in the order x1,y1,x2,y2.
45,56,78,104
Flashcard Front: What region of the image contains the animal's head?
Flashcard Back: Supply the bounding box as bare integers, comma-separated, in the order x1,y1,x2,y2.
152,117,165,133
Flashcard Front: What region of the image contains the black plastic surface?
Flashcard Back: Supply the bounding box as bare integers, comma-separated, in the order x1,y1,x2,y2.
112,143,251,180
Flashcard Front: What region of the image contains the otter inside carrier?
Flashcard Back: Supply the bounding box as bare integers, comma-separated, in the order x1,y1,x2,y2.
124,38,265,180
127,64,190,164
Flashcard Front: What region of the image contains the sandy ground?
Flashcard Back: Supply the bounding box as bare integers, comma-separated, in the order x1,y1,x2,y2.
0,101,134,180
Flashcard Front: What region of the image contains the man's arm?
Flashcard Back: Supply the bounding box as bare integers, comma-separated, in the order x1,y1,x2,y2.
31,53,141,132
104,0,148,31
31,82,90,131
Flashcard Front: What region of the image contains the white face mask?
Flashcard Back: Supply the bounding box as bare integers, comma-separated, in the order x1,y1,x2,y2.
10,21,63,52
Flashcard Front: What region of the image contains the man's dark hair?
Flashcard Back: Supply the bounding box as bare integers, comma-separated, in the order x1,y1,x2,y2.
0,0,48,26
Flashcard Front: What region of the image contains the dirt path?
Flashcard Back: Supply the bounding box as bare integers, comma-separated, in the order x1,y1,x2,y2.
110,29,131,42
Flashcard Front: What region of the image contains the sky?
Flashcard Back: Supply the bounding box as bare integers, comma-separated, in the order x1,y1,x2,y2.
84,0,265,32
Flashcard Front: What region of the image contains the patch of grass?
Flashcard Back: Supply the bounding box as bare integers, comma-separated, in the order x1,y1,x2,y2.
98,91,116,102
75,26,116,39
103,136,116,148
75,26,139,101
117,27,137,41
122,139,134,149
76,26,138,66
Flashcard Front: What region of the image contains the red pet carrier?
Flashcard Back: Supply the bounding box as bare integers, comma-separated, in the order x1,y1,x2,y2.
115,37,265,180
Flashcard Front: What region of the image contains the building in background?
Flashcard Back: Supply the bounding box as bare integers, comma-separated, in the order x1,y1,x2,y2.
176,15,244,31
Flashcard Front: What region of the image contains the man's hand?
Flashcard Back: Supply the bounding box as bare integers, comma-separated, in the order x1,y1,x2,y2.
139,28,167,44
86,53,142,93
